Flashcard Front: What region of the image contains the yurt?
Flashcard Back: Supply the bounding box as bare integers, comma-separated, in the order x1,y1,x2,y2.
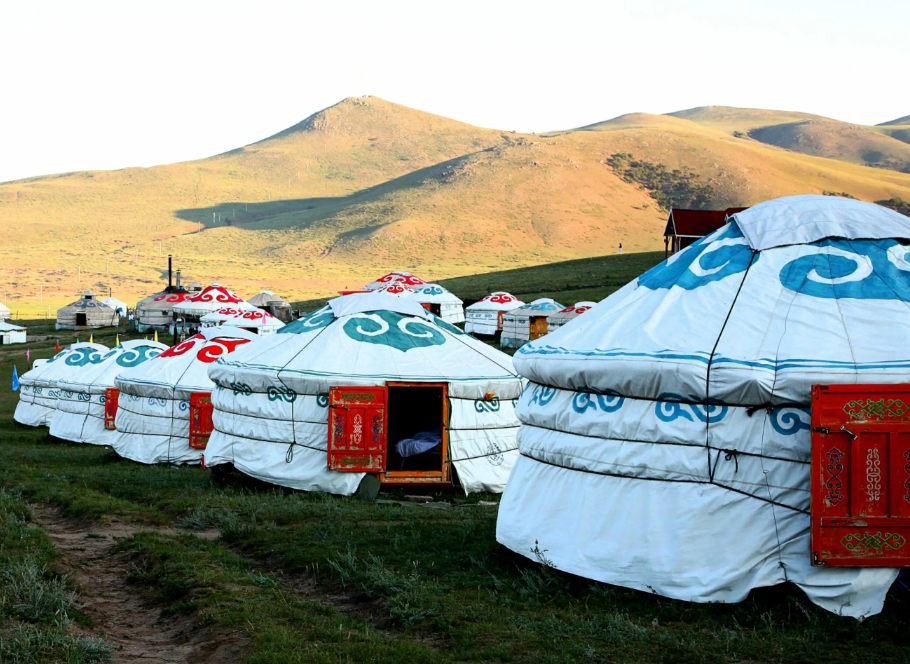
363,271,426,291
0,321,27,345
497,195,910,619
172,284,250,326
56,292,119,330
546,301,596,332
247,291,293,321
101,297,128,316
373,283,415,297
464,292,525,336
50,340,168,444
200,307,285,335
0,301,10,320
500,298,564,349
204,293,523,496
111,327,257,465
410,284,465,323
14,342,110,427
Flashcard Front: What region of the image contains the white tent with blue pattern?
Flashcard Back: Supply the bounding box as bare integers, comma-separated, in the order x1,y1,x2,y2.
204,293,523,496
409,284,465,324
14,343,110,427
496,195,910,619
500,298,564,349
51,340,168,444
111,327,257,465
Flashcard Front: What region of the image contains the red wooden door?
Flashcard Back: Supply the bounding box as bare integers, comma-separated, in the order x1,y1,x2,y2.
497,311,505,331
189,392,214,449
104,388,120,430
328,386,387,472
811,383,910,566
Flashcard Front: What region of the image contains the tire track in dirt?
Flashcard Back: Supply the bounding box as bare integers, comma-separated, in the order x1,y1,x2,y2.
30,505,247,664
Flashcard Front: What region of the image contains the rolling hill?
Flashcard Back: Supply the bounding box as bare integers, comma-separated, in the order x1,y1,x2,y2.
2,97,910,317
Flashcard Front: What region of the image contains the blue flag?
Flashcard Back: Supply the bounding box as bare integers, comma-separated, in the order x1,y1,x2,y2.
12,366,19,392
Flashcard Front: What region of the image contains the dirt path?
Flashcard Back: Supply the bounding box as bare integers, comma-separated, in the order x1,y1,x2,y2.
30,505,247,664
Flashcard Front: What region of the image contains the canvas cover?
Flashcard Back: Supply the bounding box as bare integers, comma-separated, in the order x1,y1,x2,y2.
410,284,465,324
200,307,284,334
247,290,291,310
363,271,426,291
111,327,256,465
101,297,128,315
497,195,907,619
501,298,564,349
136,289,192,331
204,296,524,495
465,292,525,335
172,284,250,317
547,302,596,332
50,340,168,444
0,301,10,320
15,343,110,426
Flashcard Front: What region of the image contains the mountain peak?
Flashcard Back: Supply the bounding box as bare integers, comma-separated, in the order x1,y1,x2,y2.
878,114,910,127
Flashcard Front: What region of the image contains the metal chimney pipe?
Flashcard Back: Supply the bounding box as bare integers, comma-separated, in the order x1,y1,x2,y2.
168,255,173,289
176,269,182,290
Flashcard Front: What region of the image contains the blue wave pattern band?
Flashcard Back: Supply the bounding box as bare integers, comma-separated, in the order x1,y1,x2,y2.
572,392,625,413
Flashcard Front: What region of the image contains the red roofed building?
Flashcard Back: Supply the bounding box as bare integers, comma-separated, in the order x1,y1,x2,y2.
664,207,748,256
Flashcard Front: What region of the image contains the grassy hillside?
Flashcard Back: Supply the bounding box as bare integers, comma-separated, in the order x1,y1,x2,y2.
878,115,910,126
3,98,910,318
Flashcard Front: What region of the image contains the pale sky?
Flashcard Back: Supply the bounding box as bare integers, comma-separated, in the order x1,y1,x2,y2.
1,0,907,183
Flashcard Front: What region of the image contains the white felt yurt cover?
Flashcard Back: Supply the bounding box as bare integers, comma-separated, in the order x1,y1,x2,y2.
204,293,523,496
111,327,257,465
546,301,596,332
410,284,465,324
497,195,909,619
101,297,128,315
501,298,564,349
200,307,284,334
363,271,426,291
465,292,525,335
14,343,110,427
172,284,250,317
372,283,415,297
0,301,10,320
50,340,168,444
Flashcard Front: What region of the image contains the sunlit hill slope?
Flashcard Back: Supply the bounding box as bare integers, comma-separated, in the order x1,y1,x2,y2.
2,97,909,316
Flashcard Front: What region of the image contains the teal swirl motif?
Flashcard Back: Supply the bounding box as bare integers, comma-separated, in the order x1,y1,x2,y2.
474,397,500,413
343,312,446,351
77,393,91,402
231,382,253,396
528,384,556,406
117,346,162,367
770,407,811,435
431,314,465,336
279,306,335,334
572,392,624,413
267,385,297,403
64,348,107,367
655,393,728,423
316,394,329,408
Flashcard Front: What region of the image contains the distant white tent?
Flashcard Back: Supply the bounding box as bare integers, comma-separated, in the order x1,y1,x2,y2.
205,293,523,496
500,298,564,349
410,284,464,323
172,284,251,321
363,271,427,291
101,297,129,316
465,292,525,336
51,340,168,444
0,301,10,320
546,301,596,332
200,307,285,335
497,195,910,620
14,343,110,427
111,327,257,465
0,321,26,345
247,290,292,316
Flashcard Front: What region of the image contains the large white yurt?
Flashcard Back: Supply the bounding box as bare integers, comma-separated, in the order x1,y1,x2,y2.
200,307,285,335
172,284,250,324
247,291,292,321
464,292,525,336
111,327,257,465
363,271,426,291
497,195,910,619
500,298,564,349
14,343,110,426
204,293,523,496
546,301,596,332
410,284,465,323
50,340,168,444
56,292,119,330
0,301,10,320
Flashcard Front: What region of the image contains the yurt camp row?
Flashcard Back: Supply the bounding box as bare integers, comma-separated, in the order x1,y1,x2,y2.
14,195,910,623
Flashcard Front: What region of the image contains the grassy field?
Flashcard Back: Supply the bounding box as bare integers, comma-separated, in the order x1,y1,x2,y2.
2,272,910,663
3,98,910,318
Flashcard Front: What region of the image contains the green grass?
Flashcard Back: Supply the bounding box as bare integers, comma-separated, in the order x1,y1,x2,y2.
2,316,910,663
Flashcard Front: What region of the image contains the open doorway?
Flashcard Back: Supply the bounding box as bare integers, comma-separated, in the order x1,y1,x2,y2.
76,313,87,327
529,316,548,340
385,383,446,473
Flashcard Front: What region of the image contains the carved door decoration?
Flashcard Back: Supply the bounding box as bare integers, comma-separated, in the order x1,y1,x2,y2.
811,384,910,566
189,392,214,449
327,386,387,472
